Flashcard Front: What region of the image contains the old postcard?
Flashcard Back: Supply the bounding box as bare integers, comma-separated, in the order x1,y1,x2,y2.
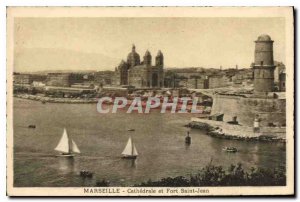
6,7,294,196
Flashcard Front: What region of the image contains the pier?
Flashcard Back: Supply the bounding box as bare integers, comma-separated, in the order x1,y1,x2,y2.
190,117,286,141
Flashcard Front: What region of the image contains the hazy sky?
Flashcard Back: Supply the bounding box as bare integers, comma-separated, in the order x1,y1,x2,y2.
14,17,285,72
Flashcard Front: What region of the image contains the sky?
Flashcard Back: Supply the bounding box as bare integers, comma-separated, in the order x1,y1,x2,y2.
13,17,285,72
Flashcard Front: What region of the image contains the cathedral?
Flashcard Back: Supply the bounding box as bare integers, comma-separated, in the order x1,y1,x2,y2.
114,44,164,88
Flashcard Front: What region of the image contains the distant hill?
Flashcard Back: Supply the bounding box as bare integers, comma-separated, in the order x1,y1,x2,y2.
14,48,121,73
16,70,98,75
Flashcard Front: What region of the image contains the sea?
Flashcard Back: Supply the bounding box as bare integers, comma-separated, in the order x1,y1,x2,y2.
13,98,286,187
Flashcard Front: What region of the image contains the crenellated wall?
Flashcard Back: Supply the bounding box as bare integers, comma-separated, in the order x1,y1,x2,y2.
211,94,286,127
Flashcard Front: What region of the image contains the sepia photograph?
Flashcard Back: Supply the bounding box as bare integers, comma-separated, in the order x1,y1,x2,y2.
6,6,294,196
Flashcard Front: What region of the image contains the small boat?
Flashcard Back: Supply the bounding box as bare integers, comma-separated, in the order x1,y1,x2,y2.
185,131,191,144
121,136,138,159
80,170,93,178
28,125,36,129
54,128,81,157
223,147,238,153
127,129,135,132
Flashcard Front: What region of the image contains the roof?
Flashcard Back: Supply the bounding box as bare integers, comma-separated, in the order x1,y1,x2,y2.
156,50,163,56
119,60,127,68
144,50,151,56
127,44,140,61
127,51,140,59
280,68,286,74
257,34,272,42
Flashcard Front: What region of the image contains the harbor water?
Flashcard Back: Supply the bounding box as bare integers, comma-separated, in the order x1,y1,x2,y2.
13,98,286,187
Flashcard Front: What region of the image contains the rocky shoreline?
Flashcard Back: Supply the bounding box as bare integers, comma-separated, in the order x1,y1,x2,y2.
187,121,286,143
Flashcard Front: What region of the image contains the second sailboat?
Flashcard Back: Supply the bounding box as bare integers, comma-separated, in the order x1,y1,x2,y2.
121,136,138,159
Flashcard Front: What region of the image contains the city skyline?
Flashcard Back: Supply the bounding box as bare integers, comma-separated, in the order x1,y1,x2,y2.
14,17,285,72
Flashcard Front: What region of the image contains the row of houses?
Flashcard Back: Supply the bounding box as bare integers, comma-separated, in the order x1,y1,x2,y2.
12,71,251,90
167,68,253,89
13,64,286,92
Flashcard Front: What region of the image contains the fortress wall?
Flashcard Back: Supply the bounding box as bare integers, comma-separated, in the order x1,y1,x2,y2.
211,94,286,127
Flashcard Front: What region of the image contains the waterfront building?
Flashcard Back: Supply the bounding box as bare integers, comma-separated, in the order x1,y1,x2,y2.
279,69,286,92
46,73,84,87
94,71,114,86
208,74,230,89
45,86,96,97
14,73,47,85
177,78,188,88
114,44,164,88
274,62,285,83
186,77,209,89
231,69,254,85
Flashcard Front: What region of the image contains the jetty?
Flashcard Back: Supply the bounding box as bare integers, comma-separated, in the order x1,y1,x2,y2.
14,94,98,104
189,117,286,142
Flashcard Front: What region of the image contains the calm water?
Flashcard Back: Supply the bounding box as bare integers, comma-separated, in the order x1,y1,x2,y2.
13,98,286,187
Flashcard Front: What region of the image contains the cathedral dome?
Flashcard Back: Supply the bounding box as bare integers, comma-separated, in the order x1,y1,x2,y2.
257,34,272,42
127,50,140,61
127,44,140,67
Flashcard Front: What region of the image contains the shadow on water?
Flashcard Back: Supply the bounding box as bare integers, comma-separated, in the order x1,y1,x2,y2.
120,158,138,169
58,157,75,174
184,144,190,150
185,142,191,150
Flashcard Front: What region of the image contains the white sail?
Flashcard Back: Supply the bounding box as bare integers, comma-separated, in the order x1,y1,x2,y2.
122,137,133,156
122,137,138,157
71,140,81,153
133,144,138,156
54,128,69,153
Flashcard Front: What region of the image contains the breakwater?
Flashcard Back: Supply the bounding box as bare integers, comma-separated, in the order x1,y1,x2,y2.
189,118,286,142
14,94,98,104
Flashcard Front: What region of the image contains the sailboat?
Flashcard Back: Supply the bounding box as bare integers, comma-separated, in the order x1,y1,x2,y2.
54,128,81,157
121,136,138,159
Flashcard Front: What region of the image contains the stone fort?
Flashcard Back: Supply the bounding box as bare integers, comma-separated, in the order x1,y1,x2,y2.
211,34,286,127
113,44,164,88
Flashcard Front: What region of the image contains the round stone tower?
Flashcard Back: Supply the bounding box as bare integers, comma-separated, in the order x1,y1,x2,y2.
143,50,152,66
253,34,275,93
